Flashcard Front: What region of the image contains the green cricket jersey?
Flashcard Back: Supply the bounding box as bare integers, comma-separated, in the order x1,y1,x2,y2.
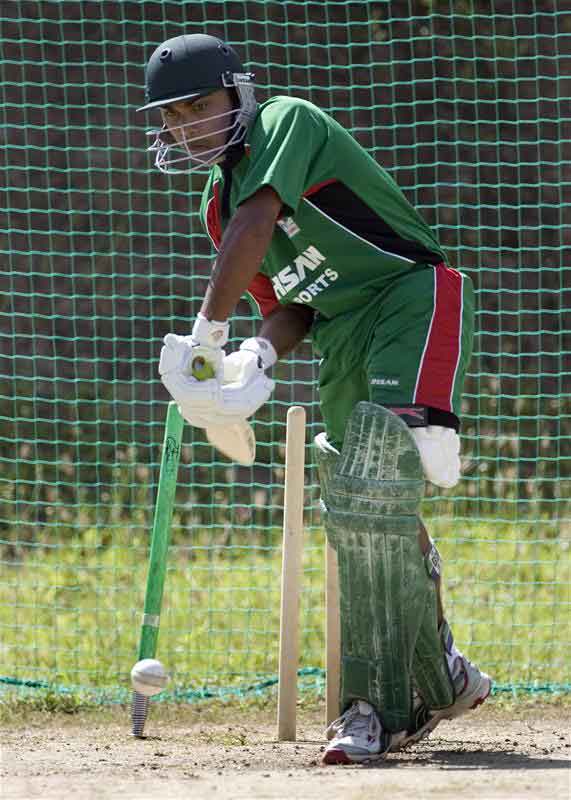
200,95,447,319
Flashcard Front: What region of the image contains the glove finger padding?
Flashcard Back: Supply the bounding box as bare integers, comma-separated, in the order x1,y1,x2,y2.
161,368,220,413
159,333,227,422
221,371,275,418
222,349,266,384
159,335,274,429
159,333,193,377
159,333,224,379
167,368,270,428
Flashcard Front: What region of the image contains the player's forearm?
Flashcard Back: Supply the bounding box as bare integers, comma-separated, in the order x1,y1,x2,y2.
200,187,282,321
258,303,315,358
201,215,273,320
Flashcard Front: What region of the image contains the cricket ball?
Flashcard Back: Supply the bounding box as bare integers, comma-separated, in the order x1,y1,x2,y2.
130,658,168,697
191,355,216,381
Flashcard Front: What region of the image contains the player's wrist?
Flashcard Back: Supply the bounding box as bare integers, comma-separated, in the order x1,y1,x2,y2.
192,312,229,349
239,337,278,370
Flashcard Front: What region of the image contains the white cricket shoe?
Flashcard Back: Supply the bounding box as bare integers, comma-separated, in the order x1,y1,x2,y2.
442,632,492,718
323,700,392,765
396,627,492,750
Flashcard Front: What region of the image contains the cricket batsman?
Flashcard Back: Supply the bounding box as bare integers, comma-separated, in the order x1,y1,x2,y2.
138,33,492,764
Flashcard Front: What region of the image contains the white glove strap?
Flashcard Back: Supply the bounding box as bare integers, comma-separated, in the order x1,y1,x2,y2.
192,312,229,348
239,337,278,369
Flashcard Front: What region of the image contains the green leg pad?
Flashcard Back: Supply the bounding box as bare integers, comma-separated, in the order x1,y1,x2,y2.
412,585,455,710
317,402,431,733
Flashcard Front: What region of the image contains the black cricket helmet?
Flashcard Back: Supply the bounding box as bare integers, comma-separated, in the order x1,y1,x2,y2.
138,34,257,173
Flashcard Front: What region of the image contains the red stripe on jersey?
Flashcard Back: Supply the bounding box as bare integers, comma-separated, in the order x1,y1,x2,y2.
205,180,222,251
413,263,463,413
247,272,280,317
303,179,339,198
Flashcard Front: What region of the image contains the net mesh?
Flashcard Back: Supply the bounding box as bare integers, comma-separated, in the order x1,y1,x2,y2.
1,1,569,699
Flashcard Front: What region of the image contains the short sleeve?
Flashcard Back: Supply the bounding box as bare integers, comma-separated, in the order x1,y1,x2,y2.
245,272,280,317
237,99,327,216
200,168,223,250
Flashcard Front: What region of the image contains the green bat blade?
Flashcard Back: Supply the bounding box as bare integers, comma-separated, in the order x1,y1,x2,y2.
137,401,184,660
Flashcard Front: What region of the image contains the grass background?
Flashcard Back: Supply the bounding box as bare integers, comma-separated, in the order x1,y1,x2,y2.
1,519,569,703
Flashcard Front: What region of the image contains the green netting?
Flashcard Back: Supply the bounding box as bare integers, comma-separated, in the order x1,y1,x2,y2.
1,1,569,700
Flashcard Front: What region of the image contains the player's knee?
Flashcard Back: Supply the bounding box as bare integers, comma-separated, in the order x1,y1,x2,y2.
411,426,461,489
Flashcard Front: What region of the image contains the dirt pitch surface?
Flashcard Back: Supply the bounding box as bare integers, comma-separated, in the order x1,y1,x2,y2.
2,699,569,800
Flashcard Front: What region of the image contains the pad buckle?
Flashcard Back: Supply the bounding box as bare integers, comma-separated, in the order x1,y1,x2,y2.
425,542,442,581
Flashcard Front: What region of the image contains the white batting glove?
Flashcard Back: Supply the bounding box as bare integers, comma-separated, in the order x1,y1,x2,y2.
158,332,224,421
219,337,277,418
223,337,277,381
158,333,273,426
159,332,224,379
240,337,278,369
159,313,228,388
191,312,229,348
159,309,229,382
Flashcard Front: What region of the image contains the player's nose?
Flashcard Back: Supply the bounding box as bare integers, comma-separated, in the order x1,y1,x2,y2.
171,119,195,144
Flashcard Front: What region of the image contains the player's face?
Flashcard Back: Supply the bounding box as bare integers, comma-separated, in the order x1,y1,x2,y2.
159,90,234,161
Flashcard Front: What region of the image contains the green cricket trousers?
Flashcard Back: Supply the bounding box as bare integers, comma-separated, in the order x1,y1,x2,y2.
312,262,475,448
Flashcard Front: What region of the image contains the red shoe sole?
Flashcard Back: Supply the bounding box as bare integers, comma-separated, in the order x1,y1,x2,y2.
322,748,353,765
322,747,389,765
